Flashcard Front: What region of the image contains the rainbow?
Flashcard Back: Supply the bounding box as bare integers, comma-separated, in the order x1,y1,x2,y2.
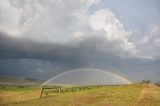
42,68,132,86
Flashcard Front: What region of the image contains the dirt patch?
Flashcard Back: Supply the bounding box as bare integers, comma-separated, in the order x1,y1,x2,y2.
136,84,160,106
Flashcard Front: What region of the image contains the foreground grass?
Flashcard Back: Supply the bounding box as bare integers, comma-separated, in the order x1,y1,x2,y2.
0,84,160,106
0,86,40,105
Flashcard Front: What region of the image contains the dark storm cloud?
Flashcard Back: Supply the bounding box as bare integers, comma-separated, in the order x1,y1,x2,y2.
1,31,160,82
0,31,129,81
0,32,74,61
0,31,125,62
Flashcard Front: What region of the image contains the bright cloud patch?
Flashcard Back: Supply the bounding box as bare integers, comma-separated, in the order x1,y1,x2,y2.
0,0,100,42
89,9,135,53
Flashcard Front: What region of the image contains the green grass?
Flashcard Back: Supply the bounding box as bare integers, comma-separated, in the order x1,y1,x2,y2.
0,84,160,106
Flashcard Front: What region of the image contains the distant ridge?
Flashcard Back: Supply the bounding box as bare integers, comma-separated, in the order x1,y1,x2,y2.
0,76,41,85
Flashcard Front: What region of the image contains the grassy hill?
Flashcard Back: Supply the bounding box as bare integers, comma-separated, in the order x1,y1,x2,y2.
0,76,36,83
0,84,160,106
0,76,41,87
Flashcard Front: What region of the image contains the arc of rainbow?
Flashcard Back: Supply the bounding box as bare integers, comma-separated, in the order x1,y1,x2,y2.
42,68,132,85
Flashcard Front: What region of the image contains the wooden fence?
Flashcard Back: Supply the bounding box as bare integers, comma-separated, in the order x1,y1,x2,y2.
39,85,105,98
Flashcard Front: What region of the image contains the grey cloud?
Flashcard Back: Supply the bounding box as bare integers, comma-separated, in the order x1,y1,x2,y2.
0,32,70,59
0,0,139,59
0,31,129,61
134,25,160,59
0,31,160,82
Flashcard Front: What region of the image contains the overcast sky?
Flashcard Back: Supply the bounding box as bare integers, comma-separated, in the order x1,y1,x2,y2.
0,0,160,82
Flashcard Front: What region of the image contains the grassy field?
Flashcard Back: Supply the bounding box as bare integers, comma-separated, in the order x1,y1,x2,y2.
0,84,160,106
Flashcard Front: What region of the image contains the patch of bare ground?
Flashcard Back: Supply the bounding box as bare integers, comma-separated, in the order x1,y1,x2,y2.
136,84,160,106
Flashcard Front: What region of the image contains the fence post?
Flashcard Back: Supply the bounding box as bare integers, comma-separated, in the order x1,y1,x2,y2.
40,87,44,98
59,88,61,93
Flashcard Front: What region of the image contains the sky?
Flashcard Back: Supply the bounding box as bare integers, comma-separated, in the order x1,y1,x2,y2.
0,0,160,82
